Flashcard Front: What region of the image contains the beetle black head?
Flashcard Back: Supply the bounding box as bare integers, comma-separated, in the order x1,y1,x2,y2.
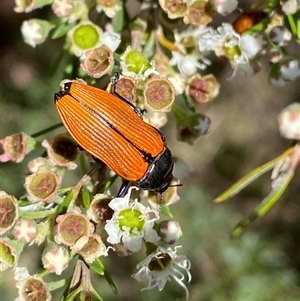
136,147,174,193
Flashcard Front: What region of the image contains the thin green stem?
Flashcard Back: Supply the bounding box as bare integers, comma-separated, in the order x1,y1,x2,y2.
31,123,63,138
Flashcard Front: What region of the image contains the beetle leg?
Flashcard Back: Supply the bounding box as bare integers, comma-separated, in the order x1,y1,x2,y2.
117,180,130,197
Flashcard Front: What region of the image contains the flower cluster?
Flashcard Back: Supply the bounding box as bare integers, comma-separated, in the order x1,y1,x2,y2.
1,0,300,300
1,123,190,300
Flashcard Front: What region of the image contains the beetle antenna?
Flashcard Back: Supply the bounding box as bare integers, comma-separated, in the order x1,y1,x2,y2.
170,183,183,188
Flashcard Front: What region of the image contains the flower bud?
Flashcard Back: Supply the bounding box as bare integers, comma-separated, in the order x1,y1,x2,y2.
67,0,89,23
211,0,237,16
110,75,137,105
269,26,292,47
269,59,300,87
21,19,55,47
54,211,94,246
159,220,183,245
159,0,188,19
120,47,158,80
146,111,168,129
174,104,211,144
0,191,19,235
0,133,36,163
42,133,78,170
16,274,51,301
278,103,300,140
144,76,175,112
25,170,61,203
14,0,52,13
86,194,114,224
52,0,73,17
71,234,108,263
268,48,284,64
186,73,220,104
0,238,20,271
183,0,214,25
96,0,121,18
69,21,102,57
281,0,298,15
81,44,114,78
143,178,181,209
27,157,52,173
13,219,37,244
42,244,69,275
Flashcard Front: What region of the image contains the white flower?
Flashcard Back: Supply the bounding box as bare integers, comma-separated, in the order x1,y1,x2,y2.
170,26,212,76
202,23,263,78
169,52,210,77
198,27,223,52
239,35,262,60
104,187,160,252
133,246,192,299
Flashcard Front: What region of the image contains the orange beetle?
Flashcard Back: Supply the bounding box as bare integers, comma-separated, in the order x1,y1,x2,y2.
54,74,174,196
233,11,266,34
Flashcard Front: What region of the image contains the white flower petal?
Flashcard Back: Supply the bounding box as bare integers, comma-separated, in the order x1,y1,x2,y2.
105,221,122,244
123,234,143,252
143,226,160,243
101,32,121,52
240,35,262,59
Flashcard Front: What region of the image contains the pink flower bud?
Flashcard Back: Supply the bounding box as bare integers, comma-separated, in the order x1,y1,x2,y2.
0,191,19,235
278,103,300,140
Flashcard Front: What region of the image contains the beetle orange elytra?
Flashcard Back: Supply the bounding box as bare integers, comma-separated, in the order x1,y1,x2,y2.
54,74,174,196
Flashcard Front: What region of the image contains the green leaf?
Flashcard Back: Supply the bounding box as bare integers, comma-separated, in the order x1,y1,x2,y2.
31,122,63,138
47,279,66,292
255,172,294,217
82,185,91,209
20,209,55,219
214,147,294,203
90,260,105,276
100,174,118,193
243,18,270,35
56,188,77,215
52,22,75,39
230,171,294,238
230,212,259,238
63,284,83,301
112,2,124,33
160,205,173,218
142,30,155,58
250,0,269,9
90,286,105,301
92,258,118,293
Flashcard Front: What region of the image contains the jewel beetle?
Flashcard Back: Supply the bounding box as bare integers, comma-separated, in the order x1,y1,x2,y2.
54,74,174,196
